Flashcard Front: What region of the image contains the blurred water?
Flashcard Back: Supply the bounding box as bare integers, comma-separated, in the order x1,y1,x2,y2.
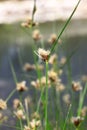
0,20,87,98
0,20,87,129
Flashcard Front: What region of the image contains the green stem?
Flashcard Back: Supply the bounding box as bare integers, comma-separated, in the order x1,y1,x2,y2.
56,91,62,129
6,88,16,102
19,119,23,130
20,100,30,126
26,104,30,126
49,0,81,56
67,59,72,89
9,60,18,84
76,127,79,130
45,61,49,130
78,82,87,116
19,93,23,103
63,104,72,130
36,87,45,113
33,43,42,109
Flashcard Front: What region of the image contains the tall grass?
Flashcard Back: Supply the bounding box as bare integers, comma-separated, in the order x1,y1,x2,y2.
1,1,87,130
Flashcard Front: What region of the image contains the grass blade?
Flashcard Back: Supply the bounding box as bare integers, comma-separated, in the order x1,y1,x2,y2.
50,0,81,56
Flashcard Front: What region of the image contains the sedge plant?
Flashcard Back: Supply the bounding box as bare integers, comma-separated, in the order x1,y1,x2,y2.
1,1,86,130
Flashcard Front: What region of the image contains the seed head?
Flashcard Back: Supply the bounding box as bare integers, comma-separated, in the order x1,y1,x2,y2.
34,64,44,71
37,76,50,87
63,94,70,105
31,112,40,120
21,18,38,28
72,81,82,91
32,29,42,41
71,116,84,127
56,83,65,92
14,109,25,120
31,81,39,88
13,99,20,109
37,48,50,61
0,113,8,122
48,34,57,44
81,106,87,117
24,125,30,130
60,57,66,65
0,99,7,110
31,76,50,89
16,81,28,92
48,70,58,82
30,119,41,129
23,63,35,71
49,54,57,64
81,75,87,82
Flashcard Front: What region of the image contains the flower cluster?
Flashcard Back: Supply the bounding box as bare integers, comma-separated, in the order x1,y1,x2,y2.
21,18,38,28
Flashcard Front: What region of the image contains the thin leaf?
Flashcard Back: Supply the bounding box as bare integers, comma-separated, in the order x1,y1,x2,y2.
49,0,81,56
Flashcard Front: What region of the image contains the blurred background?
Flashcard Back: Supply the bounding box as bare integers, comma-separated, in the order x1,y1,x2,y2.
0,0,87,129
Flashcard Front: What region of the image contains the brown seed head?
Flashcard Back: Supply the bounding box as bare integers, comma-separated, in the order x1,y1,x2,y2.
48,34,57,44
37,76,50,87
72,81,82,91
81,75,87,82
14,109,25,120
63,94,70,105
30,119,41,129
0,99,7,110
60,57,66,65
48,70,58,82
49,54,57,64
23,63,35,71
21,18,38,28
32,29,42,41
16,81,28,92
37,48,50,61
81,106,87,117
31,81,39,88
31,112,40,120
13,99,20,109
71,116,84,127
34,64,44,71
56,83,65,92
24,125,30,130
